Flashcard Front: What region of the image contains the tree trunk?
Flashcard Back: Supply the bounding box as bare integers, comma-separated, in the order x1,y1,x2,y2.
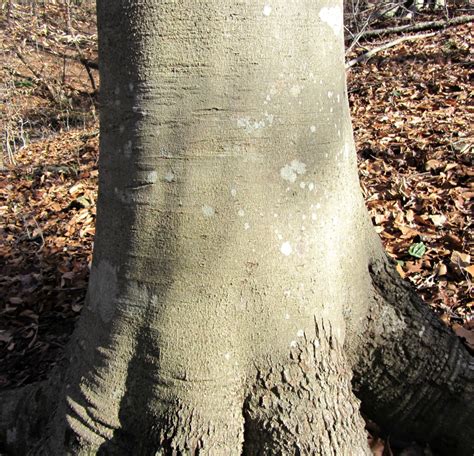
0,0,472,455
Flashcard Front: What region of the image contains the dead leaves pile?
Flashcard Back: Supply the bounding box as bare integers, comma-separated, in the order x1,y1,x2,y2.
348,24,473,350
0,130,98,388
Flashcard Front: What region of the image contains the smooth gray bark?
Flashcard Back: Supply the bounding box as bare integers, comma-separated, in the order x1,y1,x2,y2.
0,0,472,455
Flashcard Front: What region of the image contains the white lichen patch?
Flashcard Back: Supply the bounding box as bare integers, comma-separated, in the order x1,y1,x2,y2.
290,340,297,348
237,116,265,133
202,205,215,217
299,182,306,189
145,171,158,183
290,85,302,97
280,241,293,256
230,188,237,197
280,159,307,183
262,4,272,16
290,85,301,98
164,170,175,182
310,125,316,133
297,329,305,337
6,428,17,445
327,91,333,98
244,222,250,230
123,140,132,157
308,182,315,191
319,6,343,35
344,143,351,159
114,187,128,204
238,209,245,217
224,352,231,360
89,260,118,323
264,111,274,125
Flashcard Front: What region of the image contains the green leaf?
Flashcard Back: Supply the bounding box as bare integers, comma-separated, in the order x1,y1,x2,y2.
14,80,34,88
408,242,426,259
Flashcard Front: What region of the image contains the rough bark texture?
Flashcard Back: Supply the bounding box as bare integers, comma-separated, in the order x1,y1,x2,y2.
352,246,474,456
0,0,472,455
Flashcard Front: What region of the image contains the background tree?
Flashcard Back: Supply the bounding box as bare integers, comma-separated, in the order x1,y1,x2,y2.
1,0,473,454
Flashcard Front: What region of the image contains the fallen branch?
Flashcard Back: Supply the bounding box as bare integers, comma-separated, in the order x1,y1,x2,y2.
349,15,474,41
23,39,99,70
64,6,98,94
346,32,436,68
14,49,60,103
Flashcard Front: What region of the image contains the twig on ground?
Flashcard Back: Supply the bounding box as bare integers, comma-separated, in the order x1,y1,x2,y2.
14,49,60,103
346,32,436,68
349,15,474,41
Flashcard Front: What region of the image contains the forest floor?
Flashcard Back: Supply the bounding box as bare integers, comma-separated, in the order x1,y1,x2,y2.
0,3,473,454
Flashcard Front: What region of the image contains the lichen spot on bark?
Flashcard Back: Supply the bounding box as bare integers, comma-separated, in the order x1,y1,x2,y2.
290,85,302,97
318,6,343,35
89,260,118,323
280,241,293,256
262,4,272,16
146,171,157,183
237,117,265,133
164,170,175,182
280,160,307,183
201,205,215,217
123,140,132,157
6,427,16,445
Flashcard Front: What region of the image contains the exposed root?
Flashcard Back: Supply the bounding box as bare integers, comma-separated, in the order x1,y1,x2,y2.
353,255,474,455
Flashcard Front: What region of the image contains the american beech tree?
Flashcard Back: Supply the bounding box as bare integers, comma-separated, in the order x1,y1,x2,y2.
1,1,473,455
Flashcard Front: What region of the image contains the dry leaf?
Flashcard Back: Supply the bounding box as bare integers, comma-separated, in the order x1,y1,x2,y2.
396,263,406,278
452,324,474,351
465,265,474,277
429,214,446,227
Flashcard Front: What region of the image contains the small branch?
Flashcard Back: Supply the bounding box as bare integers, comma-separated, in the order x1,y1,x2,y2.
64,2,97,94
348,14,474,41
14,49,60,103
346,32,436,68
